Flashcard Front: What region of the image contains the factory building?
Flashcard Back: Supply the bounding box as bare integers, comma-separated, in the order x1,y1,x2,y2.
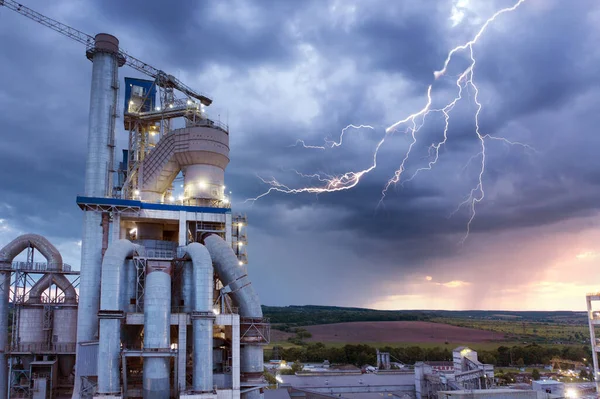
585,292,600,393
0,2,269,398
415,347,495,399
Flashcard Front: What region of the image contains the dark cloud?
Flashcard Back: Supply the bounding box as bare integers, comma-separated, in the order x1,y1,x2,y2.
1,0,599,309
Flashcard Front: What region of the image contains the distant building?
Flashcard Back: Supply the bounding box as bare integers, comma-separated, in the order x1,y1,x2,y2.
531,380,564,396
415,347,495,399
438,389,540,399
278,373,415,398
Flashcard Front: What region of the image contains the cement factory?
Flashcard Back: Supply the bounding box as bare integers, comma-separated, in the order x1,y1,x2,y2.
1,2,596,399
0,1,269,398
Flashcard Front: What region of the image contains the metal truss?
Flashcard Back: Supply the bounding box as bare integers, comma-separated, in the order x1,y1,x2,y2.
240,317,270,344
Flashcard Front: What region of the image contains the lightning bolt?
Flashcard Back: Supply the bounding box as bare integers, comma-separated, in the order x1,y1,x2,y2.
248,0,532,242
289,124,375,150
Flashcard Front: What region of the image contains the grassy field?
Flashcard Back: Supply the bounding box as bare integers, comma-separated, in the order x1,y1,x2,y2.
431,317,589,345
265,340,527,351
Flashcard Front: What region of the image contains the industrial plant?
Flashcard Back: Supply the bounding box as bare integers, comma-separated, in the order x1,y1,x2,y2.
0,1,269,398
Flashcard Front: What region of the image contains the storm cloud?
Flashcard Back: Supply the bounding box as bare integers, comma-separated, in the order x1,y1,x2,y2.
1,0,599,310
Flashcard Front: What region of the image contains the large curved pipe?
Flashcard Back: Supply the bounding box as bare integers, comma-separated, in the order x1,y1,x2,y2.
202,234,264,399
97,239,140,395
0,233,63,269
0,234,65,397
28,274,77,304
201,234,262,318
182,242,214,393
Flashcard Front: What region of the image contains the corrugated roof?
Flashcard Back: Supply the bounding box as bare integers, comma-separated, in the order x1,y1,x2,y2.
264,389,291,399
279,373,414,388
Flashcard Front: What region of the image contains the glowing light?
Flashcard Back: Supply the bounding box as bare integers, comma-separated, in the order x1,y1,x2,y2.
238,242,243,246
170,343,178,350
238,261,243,266
169,104,174,109
155,106,161,111
134,190,140,196
566,389,578,398
213,308,220,315
248,0,532,242
576,251,599,260
129,228,137,235
223,197,230,204
198,181,207,189
178,195,184,201
425,276,433,281
187,99,192,105
168,196,175,202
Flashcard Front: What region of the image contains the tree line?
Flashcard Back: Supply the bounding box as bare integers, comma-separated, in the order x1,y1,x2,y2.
267,342,591,368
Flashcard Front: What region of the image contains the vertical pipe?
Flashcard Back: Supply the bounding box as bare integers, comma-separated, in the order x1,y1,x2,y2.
74,34,124,398
201,234,264,399
96,240,139,395
143,265,171,399
0,271,10,398
181,261,193,313
183,243,214,393
101,212,110,257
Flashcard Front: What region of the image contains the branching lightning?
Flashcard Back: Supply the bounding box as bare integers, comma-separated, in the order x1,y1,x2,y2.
248,0,533,241
290,124,375,150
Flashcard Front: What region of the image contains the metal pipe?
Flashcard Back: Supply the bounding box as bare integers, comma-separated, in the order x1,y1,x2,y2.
182,242,213,393
101,212,110,257
202,234,264,399
74,34,124,398
96,239,140,395
0,233,63,269
28,274,77,304
143,262,171,399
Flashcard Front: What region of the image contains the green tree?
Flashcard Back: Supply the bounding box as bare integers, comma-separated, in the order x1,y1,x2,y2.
516,358,525,367
263,369,277,386
291,360,304,373
531,369,540,381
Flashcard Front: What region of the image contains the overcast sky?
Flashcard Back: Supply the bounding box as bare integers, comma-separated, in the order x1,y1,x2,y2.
1,0,599,311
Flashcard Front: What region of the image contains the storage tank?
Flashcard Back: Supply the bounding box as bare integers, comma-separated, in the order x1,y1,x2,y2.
53,307,78,344
18,306,45,345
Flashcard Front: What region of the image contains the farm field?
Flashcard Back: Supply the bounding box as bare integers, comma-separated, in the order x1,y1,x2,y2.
271,320,504,344
432,317,589,345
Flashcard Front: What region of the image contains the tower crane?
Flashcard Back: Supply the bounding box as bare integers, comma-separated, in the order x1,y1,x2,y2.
1,0,215,198
0,0,212,106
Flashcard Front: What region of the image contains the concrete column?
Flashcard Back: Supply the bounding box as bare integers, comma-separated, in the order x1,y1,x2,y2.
179,211,187,246
232,315,240,391
0,271,10,399
178,314,187,392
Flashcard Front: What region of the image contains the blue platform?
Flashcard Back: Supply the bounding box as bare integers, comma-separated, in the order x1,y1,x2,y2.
76,196,231,214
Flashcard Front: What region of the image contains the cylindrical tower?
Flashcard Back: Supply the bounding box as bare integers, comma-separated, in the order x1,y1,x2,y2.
53,307,78,377
75,33,125,395
18,306,45,344
181,126,229,203
143,263,172,399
